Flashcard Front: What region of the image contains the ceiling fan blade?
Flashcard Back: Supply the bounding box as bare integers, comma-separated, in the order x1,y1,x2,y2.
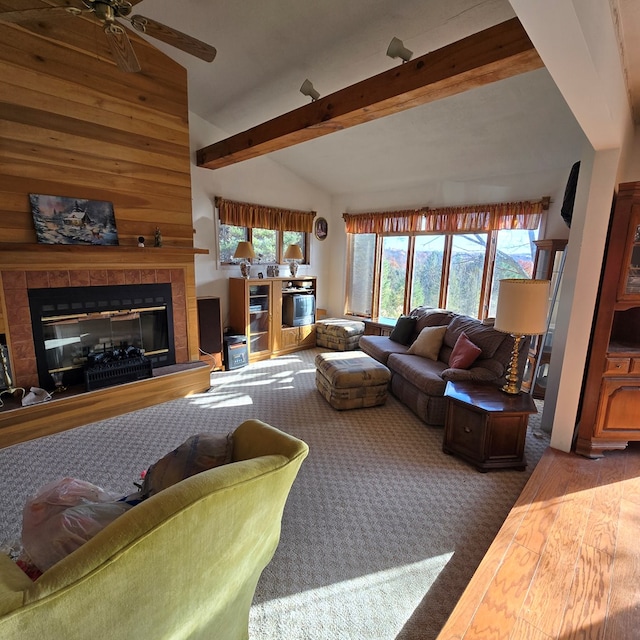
129,15,216,62
0,7,77,24
104,23,141,73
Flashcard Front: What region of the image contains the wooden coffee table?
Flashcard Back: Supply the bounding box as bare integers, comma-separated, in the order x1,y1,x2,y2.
443,380,538,471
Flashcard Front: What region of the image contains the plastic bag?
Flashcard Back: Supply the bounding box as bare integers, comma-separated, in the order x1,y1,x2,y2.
21,477,132,572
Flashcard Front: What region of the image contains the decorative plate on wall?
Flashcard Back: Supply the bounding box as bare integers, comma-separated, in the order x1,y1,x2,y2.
314,217,328,241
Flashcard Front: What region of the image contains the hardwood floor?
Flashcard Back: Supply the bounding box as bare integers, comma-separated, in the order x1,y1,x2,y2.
436,443,640,639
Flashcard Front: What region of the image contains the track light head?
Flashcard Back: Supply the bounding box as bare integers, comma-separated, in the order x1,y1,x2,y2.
300,79,321,102
386,37,413,63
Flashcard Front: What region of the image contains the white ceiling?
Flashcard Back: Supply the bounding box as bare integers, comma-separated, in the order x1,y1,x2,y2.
134,0,638,198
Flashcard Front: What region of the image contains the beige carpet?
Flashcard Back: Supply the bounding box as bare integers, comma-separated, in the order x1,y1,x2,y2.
0,348,550,639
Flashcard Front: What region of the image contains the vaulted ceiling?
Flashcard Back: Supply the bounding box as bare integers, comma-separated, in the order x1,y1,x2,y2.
14,0,637,199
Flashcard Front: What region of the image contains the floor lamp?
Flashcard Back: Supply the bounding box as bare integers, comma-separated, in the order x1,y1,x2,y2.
494,279,551,395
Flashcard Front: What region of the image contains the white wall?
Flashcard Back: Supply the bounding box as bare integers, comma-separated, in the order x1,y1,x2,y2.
511,0,636,449
189,112,332,328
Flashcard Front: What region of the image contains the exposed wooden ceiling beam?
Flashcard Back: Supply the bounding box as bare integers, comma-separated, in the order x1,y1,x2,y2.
197,17,543,170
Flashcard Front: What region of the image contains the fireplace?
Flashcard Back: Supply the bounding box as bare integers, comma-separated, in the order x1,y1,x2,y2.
28,284,175,390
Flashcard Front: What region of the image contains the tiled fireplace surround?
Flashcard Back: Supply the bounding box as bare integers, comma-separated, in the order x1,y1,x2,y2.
1,267,188,390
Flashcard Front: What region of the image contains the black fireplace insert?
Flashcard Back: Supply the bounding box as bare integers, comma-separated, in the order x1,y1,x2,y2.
28,284,175,391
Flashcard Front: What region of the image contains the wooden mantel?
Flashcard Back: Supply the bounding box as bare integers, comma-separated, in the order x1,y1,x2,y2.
0,244,208,268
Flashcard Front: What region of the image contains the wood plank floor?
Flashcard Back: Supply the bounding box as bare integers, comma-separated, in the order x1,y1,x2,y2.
436,443,640,639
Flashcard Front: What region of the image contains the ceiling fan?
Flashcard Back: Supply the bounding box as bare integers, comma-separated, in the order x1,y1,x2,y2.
0,0,217,73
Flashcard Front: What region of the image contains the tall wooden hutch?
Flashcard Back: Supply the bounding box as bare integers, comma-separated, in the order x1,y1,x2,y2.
575,182,640,458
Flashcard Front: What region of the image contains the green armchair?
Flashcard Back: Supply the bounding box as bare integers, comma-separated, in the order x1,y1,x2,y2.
0,419,308,639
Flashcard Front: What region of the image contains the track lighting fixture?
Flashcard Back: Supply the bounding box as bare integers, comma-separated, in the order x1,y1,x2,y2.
386,37,413,63
300,79,321,102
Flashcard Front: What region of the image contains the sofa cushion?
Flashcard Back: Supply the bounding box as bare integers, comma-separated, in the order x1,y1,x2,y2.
359,335,408,365
448,332,482,369
412,308,455,336
387,353,448,396
443,315,507,360
440,366,499,383
389,316,417,345
407,325,447,360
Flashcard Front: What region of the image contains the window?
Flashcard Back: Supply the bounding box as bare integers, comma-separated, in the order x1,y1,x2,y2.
252,228,277,263
346,234,376,317
487,229,537,317
283,230,306,261
219,225,309,265
411,235,445,310
446,234,488,317
215,198,315,266
379,236,409,322
219,225,247,264
346,228,538,320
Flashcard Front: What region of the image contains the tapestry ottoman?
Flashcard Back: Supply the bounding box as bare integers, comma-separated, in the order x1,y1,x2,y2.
315,351,391,410
315,318,365,351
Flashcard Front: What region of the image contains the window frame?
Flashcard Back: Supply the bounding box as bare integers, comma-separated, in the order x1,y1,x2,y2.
345,228,538,320
218,223,310,266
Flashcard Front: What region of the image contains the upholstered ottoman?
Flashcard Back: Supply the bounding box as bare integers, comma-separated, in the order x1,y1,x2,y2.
315,318,365,351
315,351,391,410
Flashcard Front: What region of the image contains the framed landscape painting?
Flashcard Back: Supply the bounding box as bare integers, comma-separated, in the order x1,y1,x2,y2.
30,194,119,246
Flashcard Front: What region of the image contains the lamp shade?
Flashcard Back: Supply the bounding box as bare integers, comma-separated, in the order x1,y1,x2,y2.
494,279,550,336
284,244,303,260
233,241,255,260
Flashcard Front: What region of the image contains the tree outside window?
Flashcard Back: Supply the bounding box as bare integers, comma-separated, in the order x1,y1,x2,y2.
411,235,445,310
379,236,409,322
219,225,247,263
487,229,537,316
445,234,488,317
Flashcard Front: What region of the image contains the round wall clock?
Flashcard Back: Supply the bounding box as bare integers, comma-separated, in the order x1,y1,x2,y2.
314,217,328,241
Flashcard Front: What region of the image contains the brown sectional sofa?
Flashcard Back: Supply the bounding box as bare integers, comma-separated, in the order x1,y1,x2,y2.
359,307,528,427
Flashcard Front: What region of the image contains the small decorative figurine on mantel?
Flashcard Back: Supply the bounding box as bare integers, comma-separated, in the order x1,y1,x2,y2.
154,227,163,247
137,236,145,247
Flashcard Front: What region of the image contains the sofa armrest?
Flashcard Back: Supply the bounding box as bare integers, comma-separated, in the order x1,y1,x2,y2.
440,366,497,382
0,554,31,615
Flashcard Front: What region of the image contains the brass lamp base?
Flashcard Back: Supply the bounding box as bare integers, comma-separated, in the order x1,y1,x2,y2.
501,334,524,395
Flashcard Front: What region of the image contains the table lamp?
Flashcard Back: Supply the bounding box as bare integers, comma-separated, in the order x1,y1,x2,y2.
284,244,303,276
494,278,551,395
233,241,256,278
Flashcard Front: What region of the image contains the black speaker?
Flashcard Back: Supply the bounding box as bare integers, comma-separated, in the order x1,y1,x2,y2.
197,297,222,354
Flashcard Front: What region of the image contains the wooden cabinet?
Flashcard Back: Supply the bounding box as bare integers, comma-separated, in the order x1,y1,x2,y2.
576,181,640,458
228,276,317,362
443,380,537,471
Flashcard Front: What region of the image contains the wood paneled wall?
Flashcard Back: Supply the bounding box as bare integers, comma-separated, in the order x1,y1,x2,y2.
0,4,204,371
0,3,194,247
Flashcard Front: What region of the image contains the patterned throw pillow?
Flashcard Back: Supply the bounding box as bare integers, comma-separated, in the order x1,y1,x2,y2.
407,325,447,361
449,331,482,369
389,316,417,345
141,432,234,498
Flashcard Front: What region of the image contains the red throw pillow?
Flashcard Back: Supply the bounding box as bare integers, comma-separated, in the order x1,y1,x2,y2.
449,332,482,369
